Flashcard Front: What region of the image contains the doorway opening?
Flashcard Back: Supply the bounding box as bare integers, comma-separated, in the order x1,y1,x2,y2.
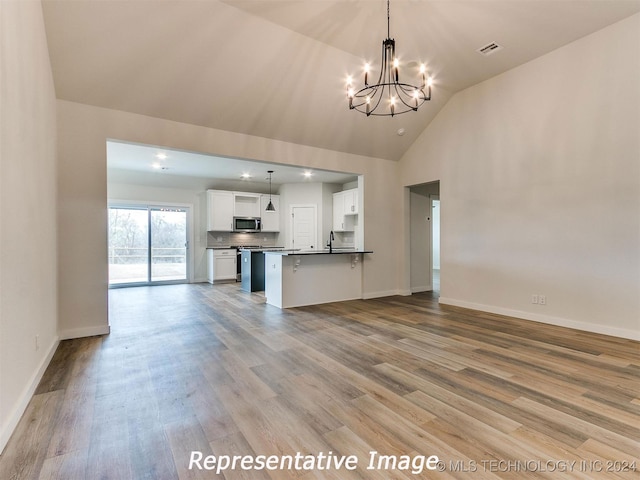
409,181,440,295
108,205,189,286
431,195,440,293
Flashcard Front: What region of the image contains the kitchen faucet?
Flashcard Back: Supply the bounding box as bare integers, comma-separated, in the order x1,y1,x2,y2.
327,230,334,253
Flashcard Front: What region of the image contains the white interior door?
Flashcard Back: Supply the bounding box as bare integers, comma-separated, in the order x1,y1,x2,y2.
291,205,317,251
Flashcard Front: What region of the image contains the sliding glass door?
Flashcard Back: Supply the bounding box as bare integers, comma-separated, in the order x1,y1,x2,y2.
150,208,188,282
108,206,188,286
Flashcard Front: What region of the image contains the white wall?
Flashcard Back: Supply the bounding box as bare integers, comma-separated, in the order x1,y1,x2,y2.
400,14,640,339
0,0,59,453
57,100,402,336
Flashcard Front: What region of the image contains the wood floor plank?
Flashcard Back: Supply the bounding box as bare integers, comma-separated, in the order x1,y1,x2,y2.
38,450,89,480
511,397,640,458
215,381,297,465
322,426,413,480
0,284,637,479
164,417,213,480
0,391,63,480
374,363,522,434
44,337,100,458
209,432,271,480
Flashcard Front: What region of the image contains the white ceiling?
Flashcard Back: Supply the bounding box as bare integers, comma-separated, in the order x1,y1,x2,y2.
107,140,357,191
43,0,640,163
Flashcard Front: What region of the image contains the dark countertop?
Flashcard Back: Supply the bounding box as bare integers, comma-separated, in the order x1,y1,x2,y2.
263,249,373,256
205,246,285,250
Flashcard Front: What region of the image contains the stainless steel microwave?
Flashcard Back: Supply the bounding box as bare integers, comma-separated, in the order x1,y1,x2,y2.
233,217,261,232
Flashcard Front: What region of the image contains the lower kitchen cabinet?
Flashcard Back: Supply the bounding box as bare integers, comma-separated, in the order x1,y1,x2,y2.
207,249,236,283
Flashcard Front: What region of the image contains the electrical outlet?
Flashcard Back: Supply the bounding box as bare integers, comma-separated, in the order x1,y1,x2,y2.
539,295,546,305
531,294,538,304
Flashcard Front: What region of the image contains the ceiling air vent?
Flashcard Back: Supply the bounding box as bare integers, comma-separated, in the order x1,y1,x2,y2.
477,42,503,56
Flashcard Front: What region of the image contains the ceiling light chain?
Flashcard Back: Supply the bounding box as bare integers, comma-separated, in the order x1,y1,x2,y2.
346,0,433,117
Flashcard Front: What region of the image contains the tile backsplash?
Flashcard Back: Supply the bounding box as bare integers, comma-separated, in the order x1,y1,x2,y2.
206,231,354,249
207,232,279,247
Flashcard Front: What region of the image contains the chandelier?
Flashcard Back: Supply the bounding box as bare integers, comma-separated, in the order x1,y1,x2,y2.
346,0,433,117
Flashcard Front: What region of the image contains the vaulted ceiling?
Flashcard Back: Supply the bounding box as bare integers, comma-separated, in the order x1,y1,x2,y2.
42,0,640,161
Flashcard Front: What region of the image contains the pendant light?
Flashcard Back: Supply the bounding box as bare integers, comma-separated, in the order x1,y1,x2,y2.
266,170,276,211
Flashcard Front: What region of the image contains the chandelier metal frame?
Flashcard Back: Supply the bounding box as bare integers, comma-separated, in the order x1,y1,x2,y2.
346,0,432,117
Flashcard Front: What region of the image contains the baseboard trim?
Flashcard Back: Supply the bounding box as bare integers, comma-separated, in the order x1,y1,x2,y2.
59,324,110,340
363,289,410,299
439,297,640,341
411,285,432,293
0,335,60,455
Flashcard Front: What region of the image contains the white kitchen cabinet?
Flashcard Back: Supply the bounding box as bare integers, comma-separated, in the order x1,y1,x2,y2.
332,190,357,232
342,188,358,215
207,190,234,231
260,194,280,232
207,249,236,283
233,193,261,218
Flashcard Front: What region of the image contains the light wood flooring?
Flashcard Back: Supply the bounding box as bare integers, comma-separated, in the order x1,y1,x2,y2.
1,284,638,479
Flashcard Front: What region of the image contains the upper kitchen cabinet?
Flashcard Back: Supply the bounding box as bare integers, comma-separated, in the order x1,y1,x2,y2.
234,193,261,218
342,188,358,215
332,189,358,232
260,194,280,232
207,190,234,231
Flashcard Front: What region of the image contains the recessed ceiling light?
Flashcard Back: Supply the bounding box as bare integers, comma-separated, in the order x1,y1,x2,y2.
241,173,251,179
152,163,162,169
303,171,313,178
156,152,168,160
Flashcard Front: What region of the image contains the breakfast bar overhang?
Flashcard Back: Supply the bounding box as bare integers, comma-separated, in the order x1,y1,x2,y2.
264,250,373,309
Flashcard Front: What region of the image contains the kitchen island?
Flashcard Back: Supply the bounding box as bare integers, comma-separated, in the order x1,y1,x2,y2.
239,247,285,292
263,249,372,309
240,249,265,292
